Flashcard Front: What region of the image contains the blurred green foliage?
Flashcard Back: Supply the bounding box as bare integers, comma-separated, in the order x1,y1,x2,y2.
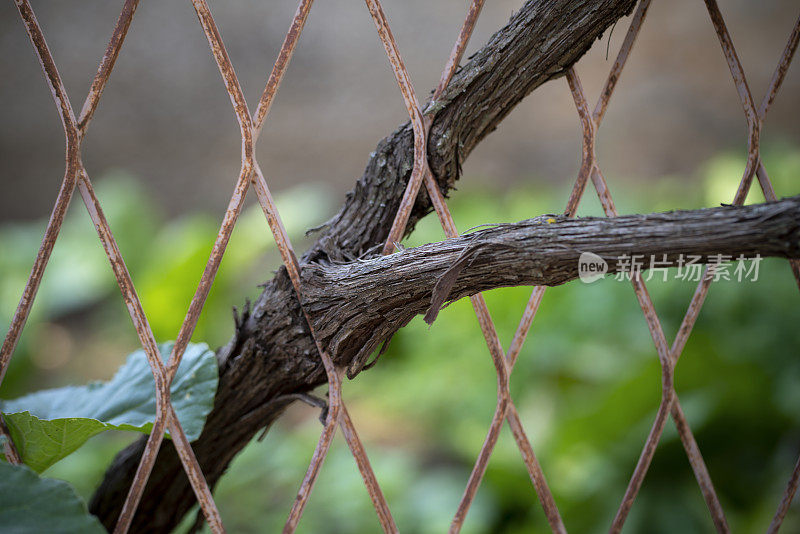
1,149,799,533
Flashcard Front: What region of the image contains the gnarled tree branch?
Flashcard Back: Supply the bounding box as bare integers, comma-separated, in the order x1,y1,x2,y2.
89,0,651,530
303,196,800,361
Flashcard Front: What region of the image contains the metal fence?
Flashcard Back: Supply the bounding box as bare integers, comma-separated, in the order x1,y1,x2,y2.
1,0,799,532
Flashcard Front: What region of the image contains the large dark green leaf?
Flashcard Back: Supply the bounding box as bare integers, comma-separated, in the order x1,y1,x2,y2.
0,462,105,533
0,342,217,472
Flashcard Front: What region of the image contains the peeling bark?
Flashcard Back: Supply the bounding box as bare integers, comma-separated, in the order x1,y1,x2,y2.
304,197,800,357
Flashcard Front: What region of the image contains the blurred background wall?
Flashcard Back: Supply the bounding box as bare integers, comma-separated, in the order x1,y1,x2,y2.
2,1,800,533
1,0,798,222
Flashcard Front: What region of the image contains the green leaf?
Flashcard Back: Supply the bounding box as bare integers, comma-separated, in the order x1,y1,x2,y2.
1,342,217,473
0,462,105,533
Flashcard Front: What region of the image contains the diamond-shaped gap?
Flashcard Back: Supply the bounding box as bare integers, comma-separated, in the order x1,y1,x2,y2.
78,0,244,220
452,55,583,209
392,108,584,534
405,241,564,529
0,186,148,399
355,294,499,529
8,2,264,523
464,102,585,217
206,184,337,351
36,12,235,359
567,0,757,371
187,398,389,533
565,156,703,528
247,0,409,212
372,0,487,101
390,34,620,526
208,13,512,520
532,271,676,531
0,0,122,222
585,0,754,193
498,218,667,531
712,0,800,145
564,0,794,369
459,293,560,534
450,25,680,524
538,308,664,531
507,275,677,533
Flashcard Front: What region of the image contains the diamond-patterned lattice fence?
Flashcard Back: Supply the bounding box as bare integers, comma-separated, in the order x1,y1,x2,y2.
1,0,799,532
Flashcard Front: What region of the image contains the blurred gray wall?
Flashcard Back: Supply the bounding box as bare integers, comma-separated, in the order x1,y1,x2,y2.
1,0,798,222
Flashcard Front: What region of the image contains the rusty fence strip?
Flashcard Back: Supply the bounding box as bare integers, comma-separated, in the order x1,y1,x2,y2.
2,0,800,532
369,0,430,257
194,1,397,532
566,1,800,532
381,2,568,532
4,2,225,533
564,1,712,528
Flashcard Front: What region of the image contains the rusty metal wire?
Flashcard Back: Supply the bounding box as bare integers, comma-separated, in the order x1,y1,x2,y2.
387,0,800,533
4,1,225,533
564,1,800,532
2,0,799,532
